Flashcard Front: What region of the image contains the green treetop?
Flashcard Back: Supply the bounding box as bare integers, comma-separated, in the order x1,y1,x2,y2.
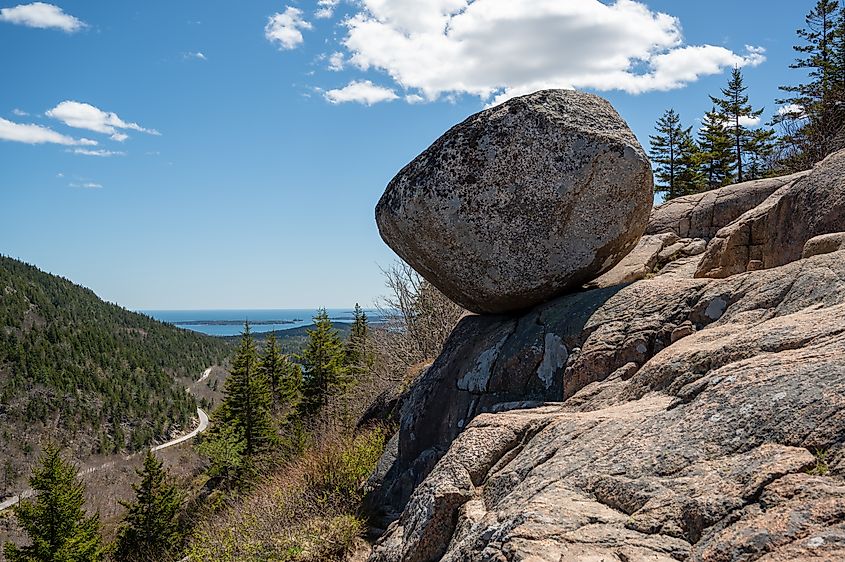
221,323,275,456
112,451,182,562
710,66,765,183
345,303,372,379
299,308,348,416
4,444,103,562
698,107,736,189
649,109,702,199
259,332,302,416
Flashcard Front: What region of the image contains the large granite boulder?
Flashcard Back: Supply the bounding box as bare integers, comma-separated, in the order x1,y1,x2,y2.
369,247,845,562
376,89,653,314
696,148,845,278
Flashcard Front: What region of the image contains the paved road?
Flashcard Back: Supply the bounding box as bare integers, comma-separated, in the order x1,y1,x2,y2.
0,407,209,512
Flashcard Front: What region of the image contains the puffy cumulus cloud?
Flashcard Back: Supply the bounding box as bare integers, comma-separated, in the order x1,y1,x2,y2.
0,116,96,145
46,101,160,138
777,103,805,118
339,0,766,103
265,6,312,50
0,2,86,32
324,80,399,105
184,51,207,61
315,0,339,19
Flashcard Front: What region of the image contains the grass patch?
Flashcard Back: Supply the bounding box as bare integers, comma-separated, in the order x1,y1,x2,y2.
187,427,386,562
807,448,830,476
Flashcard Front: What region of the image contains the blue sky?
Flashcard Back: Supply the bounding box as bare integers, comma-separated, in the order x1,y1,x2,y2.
0,0,812,310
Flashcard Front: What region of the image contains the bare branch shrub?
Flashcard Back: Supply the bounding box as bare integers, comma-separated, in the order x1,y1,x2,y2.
371,261,466,383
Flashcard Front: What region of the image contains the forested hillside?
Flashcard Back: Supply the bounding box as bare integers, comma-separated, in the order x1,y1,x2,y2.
0,256,230,494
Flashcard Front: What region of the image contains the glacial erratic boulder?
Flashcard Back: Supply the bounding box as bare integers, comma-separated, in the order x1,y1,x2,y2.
376,89,653,314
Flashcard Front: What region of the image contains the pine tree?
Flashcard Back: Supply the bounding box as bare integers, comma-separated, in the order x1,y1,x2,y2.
746,128,778,180
112,451,182,562
698,108,736,189
221,323,275,456
344,303,372,379
259,332,285,408
777,0,842,163
649,109,701,199
4,444,103,562
259,332,302,416
711,66,765,182
299,309,347,416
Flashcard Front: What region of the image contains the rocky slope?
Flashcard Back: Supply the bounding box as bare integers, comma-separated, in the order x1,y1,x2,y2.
367,107,845,559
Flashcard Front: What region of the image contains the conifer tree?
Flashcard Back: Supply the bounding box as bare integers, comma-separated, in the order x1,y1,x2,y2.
698,107,736,189
777,1,842,163
711,67,765,182
259,332,285,408
259,332,302,415
112,451,182,562
345,303,372,379
649,109,701,199
221,323,275,456
4,444,103,562
299,309,347,415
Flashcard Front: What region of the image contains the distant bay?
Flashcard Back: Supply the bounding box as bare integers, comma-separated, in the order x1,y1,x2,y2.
142,308,377,337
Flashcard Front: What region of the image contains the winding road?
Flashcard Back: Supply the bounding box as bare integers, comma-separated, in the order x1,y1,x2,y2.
0,406,209,513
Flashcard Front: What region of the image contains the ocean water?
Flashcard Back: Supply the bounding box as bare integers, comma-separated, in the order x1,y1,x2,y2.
141,308,372,337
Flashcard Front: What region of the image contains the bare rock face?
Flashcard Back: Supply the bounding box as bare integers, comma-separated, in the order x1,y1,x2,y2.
803,232,845,258
646,171,809,240
376,89,653,314
696,148,845,278
369,248,845,562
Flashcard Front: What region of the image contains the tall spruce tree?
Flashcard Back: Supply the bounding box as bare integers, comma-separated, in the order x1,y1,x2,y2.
259,332,302,415
649,109,701,199
777,1,842,163
221,323,275,456
112,451,182,562
698,108,736,189
4,444,103,562
299,308,347,415
711,66,765,182
344,303,371,379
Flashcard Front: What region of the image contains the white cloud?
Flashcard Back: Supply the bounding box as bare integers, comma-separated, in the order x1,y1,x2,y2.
46,101,160,137
336,0,766,103
70,148,126,157
0,2,85,32
11,108,28,116
315,0,339,19
324,80,399,105
69,181,103,189
738,115,761,127
777,103,805,118
110,132,129,142
265,6,312,50
405,94,425,104
0,116,96,145
328,51,344,71
184,51,207,61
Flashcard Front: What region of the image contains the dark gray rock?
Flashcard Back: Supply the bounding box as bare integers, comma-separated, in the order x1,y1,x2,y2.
376,89,653,314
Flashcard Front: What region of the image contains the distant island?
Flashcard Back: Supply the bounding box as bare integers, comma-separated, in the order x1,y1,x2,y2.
173,319,303,326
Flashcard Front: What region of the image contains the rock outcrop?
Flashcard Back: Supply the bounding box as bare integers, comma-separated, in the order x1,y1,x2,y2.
367,98,845,562
370,243,845,562
696,149,845,278
646,171,809,240
376,89,653,314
